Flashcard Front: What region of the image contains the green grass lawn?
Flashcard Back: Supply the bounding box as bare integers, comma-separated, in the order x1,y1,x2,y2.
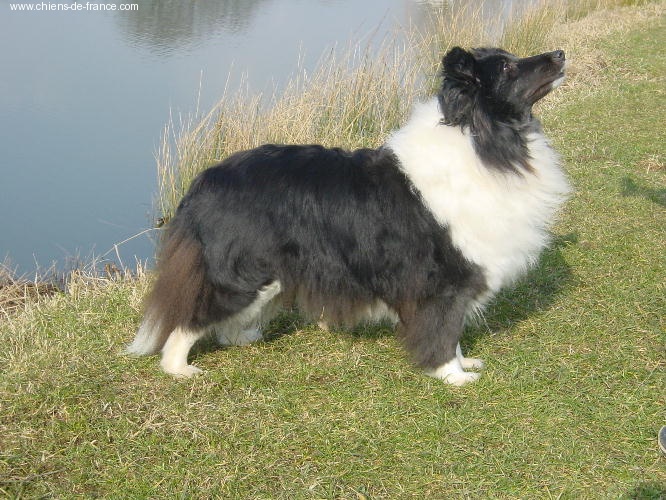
1,7,664,499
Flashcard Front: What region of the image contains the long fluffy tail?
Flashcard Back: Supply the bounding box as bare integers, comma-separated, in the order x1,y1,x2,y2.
126,225,205,356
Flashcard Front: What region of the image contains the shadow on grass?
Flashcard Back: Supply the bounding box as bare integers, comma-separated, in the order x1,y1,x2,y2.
261,308,396,343
191,233,576,358
191,309,307,357
462,232,577,349
621,482,666,500
620,176,666,207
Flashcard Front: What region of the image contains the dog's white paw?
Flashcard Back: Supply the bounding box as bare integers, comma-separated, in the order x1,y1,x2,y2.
428,359,481,386
439,371,480,386
161,362,203,378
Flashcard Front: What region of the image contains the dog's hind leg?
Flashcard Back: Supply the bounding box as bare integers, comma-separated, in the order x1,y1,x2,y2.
160,326,208,377
159,281,282,376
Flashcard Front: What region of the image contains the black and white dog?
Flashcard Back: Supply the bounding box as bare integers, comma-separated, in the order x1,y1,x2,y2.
128,47,570,385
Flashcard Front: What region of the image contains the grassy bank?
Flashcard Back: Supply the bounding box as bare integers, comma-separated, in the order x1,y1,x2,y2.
1,1,665,498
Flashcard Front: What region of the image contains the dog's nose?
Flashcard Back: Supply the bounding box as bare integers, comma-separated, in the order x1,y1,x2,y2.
552,50,565,61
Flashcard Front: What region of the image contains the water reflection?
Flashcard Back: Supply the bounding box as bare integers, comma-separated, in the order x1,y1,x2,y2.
112,0,537,60
113,0,269,56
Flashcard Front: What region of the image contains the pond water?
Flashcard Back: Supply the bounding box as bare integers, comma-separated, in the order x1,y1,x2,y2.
0,0,526,276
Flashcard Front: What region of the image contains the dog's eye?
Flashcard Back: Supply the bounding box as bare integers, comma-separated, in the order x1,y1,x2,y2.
501,61,518,77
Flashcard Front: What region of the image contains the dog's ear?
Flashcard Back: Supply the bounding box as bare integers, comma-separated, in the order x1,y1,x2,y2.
442,47,477,84
438,47,479,128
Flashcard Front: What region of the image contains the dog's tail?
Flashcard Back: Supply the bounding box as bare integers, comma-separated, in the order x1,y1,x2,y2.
126,223,205,356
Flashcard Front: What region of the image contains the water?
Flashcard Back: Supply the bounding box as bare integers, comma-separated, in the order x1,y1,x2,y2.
0,0,525,276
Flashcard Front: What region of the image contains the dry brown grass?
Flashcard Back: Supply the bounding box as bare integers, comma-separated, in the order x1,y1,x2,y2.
544,1,664,103
638,154,665,173
0,264,60,319
0,259,149,324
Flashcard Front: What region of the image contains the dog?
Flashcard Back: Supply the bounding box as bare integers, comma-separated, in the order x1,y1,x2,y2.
128,47,570,385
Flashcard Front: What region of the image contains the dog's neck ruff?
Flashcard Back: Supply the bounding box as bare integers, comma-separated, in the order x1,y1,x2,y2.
387,98,570,303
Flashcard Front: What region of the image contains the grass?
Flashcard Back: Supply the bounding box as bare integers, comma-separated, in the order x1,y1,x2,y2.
1,1,665,498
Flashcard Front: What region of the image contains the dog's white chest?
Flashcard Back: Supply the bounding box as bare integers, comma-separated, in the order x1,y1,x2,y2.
387,99,570,299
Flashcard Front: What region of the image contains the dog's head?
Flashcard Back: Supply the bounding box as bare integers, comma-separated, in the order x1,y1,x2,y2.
439,46,566,124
